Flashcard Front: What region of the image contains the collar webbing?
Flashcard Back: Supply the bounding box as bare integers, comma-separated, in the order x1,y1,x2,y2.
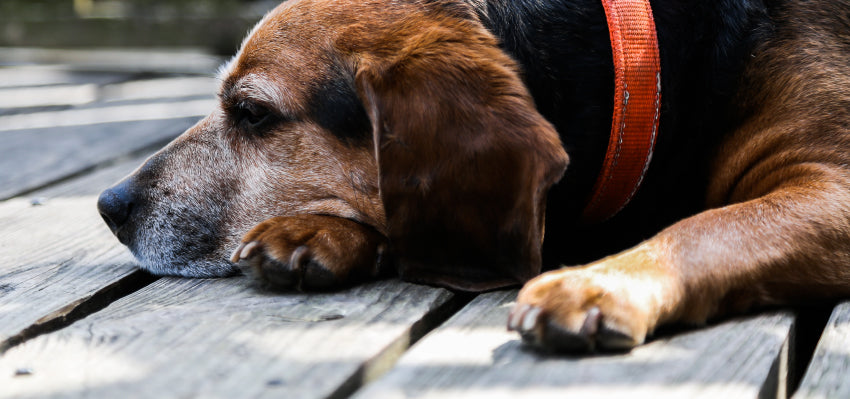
581,0,662,223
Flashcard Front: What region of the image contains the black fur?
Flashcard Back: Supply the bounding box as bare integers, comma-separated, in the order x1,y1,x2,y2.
308,69,373,145
473,0,773,266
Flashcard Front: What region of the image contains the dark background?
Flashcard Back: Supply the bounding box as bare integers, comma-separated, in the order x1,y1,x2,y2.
1,0,280,55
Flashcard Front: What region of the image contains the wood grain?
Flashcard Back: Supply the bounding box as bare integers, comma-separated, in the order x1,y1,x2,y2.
0,66,129,89
0,116,200,200
0,72,217,200
0,197,142,351
793,301,850,399
0,143,160,351
355,290,796,399
0,76,216,110
33,151,154,199
0,277,456,399
0,48,224,75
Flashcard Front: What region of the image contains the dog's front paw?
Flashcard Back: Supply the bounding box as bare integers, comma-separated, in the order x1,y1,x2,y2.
509,246,677,353
230,215,386,291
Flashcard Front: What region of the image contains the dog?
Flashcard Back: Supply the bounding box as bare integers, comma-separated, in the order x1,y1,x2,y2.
97,0,850,352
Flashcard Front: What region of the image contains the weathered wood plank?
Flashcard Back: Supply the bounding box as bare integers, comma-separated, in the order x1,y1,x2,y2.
0,66,130,89
0,147,160,351
0,277,457,399
98,76,218,103
0,84,98,109
0,66,216,200
0,76,217,110
355,290,795,399
0,48,224,75
0,197,141,351
0,147,461,398
793,301,850,399
32,151,154,199
0,98,214,132
0,116,200,200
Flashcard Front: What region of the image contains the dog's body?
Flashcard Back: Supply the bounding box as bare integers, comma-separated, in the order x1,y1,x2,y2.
98,0,850,351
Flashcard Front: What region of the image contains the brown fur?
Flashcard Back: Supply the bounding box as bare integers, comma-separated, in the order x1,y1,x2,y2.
98,0,850,352
219,0,568,291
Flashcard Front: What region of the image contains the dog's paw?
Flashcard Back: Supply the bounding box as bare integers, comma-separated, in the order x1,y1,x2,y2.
230,215,386,291
509,246,675,353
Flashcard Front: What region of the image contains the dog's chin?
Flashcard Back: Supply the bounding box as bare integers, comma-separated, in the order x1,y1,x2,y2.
132,252,240,278
126,237,241,278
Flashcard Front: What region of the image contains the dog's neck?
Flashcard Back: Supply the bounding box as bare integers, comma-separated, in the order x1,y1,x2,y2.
470,0,661,222
467,0,772,266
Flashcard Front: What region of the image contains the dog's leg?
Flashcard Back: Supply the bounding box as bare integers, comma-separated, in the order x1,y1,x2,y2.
511,166,850,352
512,0,850,352
231,215,387,291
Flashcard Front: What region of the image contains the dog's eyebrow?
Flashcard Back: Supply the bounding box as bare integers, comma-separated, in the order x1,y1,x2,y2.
219,73,293,112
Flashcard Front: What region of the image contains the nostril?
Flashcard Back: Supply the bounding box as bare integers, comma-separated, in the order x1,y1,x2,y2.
97,184,134,233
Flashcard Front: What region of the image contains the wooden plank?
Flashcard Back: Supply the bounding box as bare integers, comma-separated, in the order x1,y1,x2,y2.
356,290,795,399
0,148,460,398
0,67,216,200
0,116,200,200
0,84,98,109
32,151,154,199
0,98,214,132
793,301,850,399
0,76,217,110
0,149,158,351
0,66,130,88
0,197,141,351
0,277,457,399
99,76,218,103
0,48,224,75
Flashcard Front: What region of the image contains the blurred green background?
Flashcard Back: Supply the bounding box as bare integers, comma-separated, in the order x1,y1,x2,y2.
0,0,280,55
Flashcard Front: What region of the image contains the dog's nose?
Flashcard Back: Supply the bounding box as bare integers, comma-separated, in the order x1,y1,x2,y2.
97,180,135,234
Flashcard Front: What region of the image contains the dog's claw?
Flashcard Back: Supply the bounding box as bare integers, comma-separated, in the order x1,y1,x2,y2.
507,304,527,331
581,306,601,337
229,244,244,263
508,304,546,346
232,240,339,291
523,306,542,331
289,245,310,269
509,301,633,353
230,241,259,263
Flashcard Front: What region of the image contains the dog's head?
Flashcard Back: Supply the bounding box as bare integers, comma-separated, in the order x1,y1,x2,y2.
98,0,568,287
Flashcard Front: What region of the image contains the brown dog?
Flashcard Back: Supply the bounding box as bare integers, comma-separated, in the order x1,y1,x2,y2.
98,0,850,352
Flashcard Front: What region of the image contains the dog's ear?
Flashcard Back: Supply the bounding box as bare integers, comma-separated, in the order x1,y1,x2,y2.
352,13,568,291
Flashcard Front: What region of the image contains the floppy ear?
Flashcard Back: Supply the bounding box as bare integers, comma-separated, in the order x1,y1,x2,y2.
353,12,568,291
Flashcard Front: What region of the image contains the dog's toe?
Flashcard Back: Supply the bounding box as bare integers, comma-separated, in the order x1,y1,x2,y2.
510,265,659,353
507,304,544,344
509,304,604,353
233,215,386,291
235,242,339,291
231,241,257,265
233,241,299,289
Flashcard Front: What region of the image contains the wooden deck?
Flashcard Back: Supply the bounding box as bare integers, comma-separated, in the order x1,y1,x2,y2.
1,49,848,399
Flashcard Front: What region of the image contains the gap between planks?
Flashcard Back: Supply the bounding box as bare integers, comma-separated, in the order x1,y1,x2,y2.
0,270,157,355
0,277,472,399
353,290,799,399
793,301,850,399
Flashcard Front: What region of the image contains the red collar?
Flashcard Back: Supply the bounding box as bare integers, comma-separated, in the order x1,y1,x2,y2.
581,0,662,223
